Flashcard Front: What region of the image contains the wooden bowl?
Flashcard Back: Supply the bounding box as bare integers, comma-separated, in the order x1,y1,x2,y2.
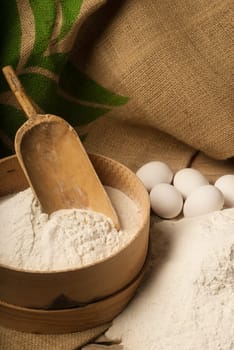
0,258,147,334
0,153,150,331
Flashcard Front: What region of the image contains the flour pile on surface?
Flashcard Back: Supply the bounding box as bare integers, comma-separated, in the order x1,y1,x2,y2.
0,186,140,271
106,209,234,350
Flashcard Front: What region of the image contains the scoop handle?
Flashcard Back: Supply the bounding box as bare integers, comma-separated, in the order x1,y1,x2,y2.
2,66,37,119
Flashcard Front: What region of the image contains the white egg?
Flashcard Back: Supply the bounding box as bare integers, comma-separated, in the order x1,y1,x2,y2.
136,161,173,191
215,174,234,207
183,185,224,218
150,183,183,219
173,168,209,199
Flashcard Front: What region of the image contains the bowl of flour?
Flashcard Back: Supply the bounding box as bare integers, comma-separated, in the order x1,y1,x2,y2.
0,153,150,315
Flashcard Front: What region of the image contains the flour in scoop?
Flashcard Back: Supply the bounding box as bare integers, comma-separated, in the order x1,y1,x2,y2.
106,209,234,350
0,186,140,271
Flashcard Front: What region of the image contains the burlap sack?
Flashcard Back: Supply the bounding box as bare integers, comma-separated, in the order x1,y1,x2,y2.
77,0,233,166
0,0,233,349
0,0,233,165
0,324,111,350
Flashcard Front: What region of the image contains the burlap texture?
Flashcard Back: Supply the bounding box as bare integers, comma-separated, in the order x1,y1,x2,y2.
74,0,233,164
0,324,110,350
82,106,195,172
0,0,233,349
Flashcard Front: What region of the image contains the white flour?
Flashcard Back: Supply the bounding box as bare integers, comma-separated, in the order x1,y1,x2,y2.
106,209,234,350
0,186,140,271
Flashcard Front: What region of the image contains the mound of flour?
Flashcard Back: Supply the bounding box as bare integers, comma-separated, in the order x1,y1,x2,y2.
0,186,140,271
106,209,234,350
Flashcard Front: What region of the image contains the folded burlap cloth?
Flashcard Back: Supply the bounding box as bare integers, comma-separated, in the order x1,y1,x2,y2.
0,0,233,349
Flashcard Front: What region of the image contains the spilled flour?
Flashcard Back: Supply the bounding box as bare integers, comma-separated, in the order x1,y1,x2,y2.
0,186,140,271
106,209,234,350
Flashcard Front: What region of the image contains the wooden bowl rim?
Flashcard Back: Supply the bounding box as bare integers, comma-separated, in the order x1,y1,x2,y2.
0,153,150,274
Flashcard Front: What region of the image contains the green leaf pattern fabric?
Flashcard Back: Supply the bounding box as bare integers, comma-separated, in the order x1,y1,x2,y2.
0,0,128,156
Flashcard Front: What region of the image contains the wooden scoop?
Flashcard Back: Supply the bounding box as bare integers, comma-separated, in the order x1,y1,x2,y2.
2,66,119,229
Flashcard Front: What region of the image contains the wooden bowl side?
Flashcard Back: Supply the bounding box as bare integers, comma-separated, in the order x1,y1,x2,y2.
0,154,150,309
0,252,146,334
89,153,149,208
0,155,28,196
